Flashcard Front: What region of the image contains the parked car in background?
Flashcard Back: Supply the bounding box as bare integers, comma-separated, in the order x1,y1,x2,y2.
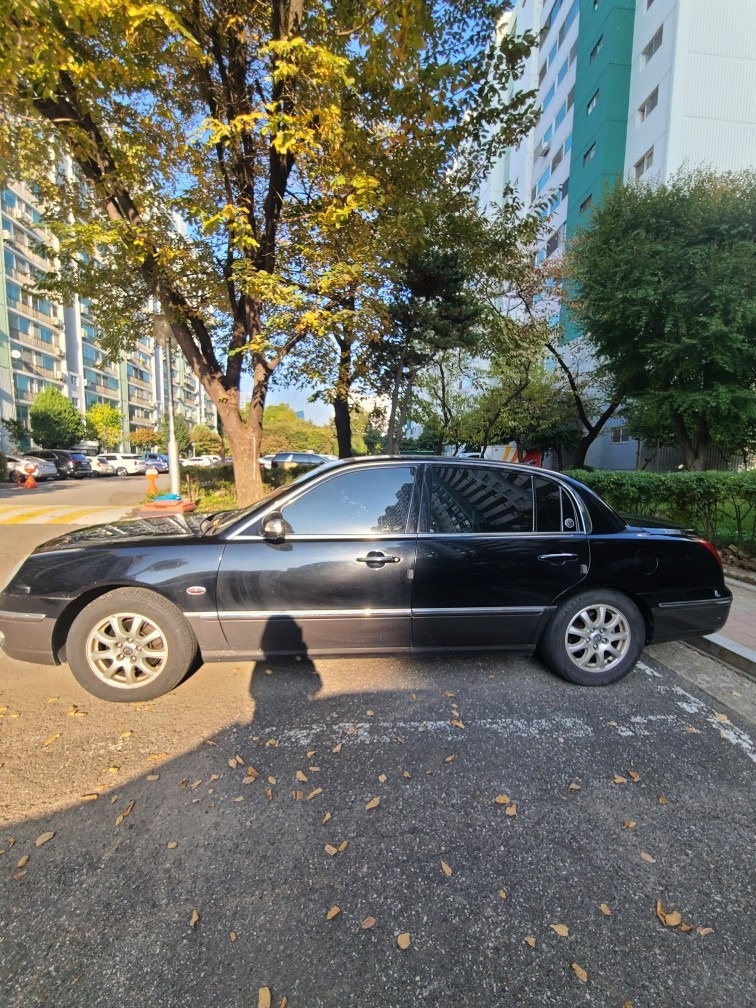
99,453,147,477
180,455,216,467
90,456,117,477
0,456,732,702
6,454,58,482
142,452,170,473
259,454,275,469
25,449,92,479
270,451,333,469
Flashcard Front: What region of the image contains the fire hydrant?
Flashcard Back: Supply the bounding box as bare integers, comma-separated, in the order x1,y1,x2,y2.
23,462,37,489
145,466,159,495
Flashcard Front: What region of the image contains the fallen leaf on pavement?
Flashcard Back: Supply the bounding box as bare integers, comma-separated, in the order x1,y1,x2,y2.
115,801,135,826
324,844,338,856
696,927,714,937
17,855,29,868
167,841,178,849
332,743,342,753
258,988,271,1008
621,820,636,829
567,782,581,791
684,726,700,734
550,924,569,937
444,754,457,763
599,903,612,916
361,916,376,929
146,774,159,782
322,812,332,824
295,770,308,782
658,794,669,805
119,730,132,740
714,712,729,722
365,796,381,810
498,889,507,899
307,788,323,800
450,720,465,729
640,851,656,863
571,963,588,983
230,931,237,941
524,935,536,948
397,932,411,949
628,770,641,782
326,906,341,920
378,774,387,783
655,900,682,927
613,774,628,784
494,794,510,805
80,793,99,802
189,909,200,928
505,803,517,817
42,733,61,748
440,860,452,877
35,832,54,847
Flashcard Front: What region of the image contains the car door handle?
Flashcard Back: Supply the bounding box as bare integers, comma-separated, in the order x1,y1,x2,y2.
538,553,579,562
356,552,401,566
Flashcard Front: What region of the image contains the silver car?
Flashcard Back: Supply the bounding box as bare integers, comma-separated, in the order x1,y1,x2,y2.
90,455,117,477
6,454,58,482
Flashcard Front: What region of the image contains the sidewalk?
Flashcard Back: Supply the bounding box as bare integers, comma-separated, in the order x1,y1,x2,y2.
690,573,756,680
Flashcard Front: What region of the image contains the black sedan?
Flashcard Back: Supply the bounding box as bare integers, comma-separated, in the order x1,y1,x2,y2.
0,457,732,702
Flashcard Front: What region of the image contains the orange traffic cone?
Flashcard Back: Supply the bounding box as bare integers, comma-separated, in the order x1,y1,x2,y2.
23,463,37,489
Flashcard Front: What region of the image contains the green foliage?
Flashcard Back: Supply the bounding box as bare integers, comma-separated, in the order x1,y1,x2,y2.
85,402,123,450
260,404,336,455
0,0,539,505
2,418,28,449
129,427,159,451
158,413,192,454
188,424,222,455
566,169,756,469
29,387,85,448
567,468,756,546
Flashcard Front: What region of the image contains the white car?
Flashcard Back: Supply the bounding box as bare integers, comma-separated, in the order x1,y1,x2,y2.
181,456,215,467
90,455,117,477
99,453,148,477
6,454,58,482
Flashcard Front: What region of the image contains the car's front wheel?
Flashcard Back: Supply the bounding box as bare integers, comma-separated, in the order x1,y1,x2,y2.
115,466,128,476
67,588,198,701
538,590,645,686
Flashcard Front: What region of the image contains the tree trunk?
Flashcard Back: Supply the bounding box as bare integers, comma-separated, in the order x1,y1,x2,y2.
386,347,407,454
334,333,353,457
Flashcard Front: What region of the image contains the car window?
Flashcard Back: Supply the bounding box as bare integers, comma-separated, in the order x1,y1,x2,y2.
425,465,534,534
280,467,417,535
534,476,579,532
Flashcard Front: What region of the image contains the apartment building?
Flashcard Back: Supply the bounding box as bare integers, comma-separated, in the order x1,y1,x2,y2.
482,0,756,468
0,181,217,455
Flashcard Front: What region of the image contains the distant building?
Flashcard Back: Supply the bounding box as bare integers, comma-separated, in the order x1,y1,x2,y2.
481,0,756,469
0,181,217,454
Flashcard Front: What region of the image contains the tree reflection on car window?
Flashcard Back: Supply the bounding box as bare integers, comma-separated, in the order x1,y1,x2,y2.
281,467,417,535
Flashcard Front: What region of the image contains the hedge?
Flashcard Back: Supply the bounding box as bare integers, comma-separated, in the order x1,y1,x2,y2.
565,469,756,548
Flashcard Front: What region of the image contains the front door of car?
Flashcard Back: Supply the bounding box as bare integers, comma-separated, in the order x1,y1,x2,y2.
412,464,590,649
216,464,419,656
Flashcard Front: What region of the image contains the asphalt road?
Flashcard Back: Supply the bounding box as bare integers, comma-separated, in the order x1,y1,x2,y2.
0,488,754,1008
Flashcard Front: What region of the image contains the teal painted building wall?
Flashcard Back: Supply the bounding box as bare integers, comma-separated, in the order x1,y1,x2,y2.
565,0,635,241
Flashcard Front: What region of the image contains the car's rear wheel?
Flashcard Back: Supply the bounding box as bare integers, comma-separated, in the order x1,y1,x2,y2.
538,590,645,686
116,466,128,476
67,588,197,701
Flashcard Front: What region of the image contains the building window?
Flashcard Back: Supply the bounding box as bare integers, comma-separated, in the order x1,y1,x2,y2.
587,90,599,114
579,195,593,214
583,143,596,164
638,86,659,123
590,36,603,62
537,166,552,195
569,41,577,64
560,177,569,198
643,26,663,64
611,427,630,444
557,59,569,85
551,146,563,171
634,146,654,178
646,0,655,8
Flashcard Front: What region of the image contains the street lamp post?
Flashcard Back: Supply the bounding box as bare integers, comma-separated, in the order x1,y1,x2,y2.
152,314,182,497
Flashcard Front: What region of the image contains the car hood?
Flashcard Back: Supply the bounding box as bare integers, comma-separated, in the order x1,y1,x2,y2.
30,513,207,552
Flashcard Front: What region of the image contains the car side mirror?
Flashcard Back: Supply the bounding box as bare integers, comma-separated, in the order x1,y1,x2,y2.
261,513,286,541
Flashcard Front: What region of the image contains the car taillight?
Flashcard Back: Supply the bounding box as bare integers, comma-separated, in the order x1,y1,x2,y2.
698,538,723,568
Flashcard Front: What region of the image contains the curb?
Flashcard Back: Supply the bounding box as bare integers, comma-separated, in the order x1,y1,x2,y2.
688,633,756,682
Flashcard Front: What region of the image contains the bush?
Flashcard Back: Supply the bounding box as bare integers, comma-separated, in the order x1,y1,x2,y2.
566,469,756,548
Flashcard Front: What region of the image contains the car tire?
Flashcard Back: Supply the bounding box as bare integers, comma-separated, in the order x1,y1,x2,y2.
116,467,128,477
67,588,198,702
538,590,645,686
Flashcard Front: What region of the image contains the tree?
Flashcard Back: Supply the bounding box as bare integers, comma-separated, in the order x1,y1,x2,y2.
566,169,756,469
29,387,85,448
259,403,336,455
188,423,222,456
85,403,123,450
129,427,159,452
2,418,28,450
158,413,192,456
0,1,538,504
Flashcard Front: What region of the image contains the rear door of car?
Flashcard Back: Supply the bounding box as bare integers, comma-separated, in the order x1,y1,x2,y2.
216,463,419,655
412,462,590,649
